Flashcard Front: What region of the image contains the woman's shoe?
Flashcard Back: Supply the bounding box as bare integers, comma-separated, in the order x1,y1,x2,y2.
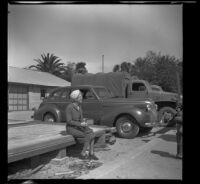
89,154,99,160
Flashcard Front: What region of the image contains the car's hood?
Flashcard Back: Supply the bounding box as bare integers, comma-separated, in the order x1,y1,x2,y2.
161,91,178,96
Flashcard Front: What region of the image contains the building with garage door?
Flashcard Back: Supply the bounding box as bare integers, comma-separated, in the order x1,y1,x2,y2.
8,66,70,111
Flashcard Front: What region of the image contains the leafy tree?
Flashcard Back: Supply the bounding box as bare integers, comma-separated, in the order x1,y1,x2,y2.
59,61,88,82
133,51,182,93
75,62,88,74
59,62,76,82
113,64,120,72
113,62,136,76
28,53,65,76
113,51,182,93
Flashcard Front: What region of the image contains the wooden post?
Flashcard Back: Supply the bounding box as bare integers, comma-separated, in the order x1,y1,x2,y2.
56,148,67,159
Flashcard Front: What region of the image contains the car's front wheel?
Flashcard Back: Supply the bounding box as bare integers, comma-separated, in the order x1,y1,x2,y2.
43,113,56,122
116,115,139,139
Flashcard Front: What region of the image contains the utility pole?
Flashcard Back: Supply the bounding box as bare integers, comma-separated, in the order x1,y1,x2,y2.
102,55,104,73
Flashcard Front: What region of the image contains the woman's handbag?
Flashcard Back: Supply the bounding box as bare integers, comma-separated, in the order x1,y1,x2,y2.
78,126,93,134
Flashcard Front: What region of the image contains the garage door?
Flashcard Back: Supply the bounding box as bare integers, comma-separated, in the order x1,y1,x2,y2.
8,84,28,111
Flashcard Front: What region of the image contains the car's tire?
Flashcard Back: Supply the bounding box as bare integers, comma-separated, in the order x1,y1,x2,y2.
116,115,139,139
43,113,56,122
158,107,176,127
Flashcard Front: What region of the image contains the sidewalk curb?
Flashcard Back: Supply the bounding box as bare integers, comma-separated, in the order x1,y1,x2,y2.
79,128,175,179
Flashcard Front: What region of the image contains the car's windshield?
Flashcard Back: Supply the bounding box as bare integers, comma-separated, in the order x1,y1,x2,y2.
93,87,113,99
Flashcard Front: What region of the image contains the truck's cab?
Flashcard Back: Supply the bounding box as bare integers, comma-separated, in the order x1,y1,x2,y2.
127,78,178,126
128,79,151,100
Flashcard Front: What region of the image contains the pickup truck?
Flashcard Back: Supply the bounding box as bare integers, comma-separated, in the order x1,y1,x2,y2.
33,85,157,139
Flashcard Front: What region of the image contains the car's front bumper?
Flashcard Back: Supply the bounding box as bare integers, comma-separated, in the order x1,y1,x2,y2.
141,109,158,127
144,122,157,127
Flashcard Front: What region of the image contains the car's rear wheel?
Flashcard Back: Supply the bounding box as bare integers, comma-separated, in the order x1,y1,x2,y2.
116,115,139,139
43,113,56,122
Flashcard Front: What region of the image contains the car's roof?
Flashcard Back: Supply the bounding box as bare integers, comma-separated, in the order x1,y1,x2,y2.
51,85,106,91
71,85,106,88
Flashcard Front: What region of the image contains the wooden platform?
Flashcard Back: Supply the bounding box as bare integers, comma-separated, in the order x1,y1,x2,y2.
8,122,116,163
8,123,75,163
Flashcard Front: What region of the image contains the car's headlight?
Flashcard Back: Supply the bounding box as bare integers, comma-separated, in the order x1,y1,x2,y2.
146,104,151,111
145,101,157,111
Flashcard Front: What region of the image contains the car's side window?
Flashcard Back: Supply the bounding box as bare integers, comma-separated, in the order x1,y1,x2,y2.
132,83,146,91
82,89,95,100
49,90,63,99
60,89,70,99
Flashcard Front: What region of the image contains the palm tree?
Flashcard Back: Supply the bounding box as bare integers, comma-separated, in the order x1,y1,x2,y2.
28,53,65,76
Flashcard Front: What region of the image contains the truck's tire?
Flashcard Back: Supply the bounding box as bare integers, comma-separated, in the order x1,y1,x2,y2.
158,107,176,127
43,113,56,122
116,115,139,139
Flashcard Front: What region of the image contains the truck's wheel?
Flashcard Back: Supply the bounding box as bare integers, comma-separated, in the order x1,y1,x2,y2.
116,115,139,139
43,113,56,122
158,107,176,127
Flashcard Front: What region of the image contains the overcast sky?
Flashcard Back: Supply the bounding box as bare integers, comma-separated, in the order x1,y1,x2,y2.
8,4,182,73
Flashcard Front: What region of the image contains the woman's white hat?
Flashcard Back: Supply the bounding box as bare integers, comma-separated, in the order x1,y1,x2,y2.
70,90,81,100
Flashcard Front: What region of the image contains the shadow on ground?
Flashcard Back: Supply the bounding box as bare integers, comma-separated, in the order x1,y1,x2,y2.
138,127,173,138
151,150,177,159
158,134,176,142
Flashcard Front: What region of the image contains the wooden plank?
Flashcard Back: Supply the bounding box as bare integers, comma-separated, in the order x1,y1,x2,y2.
8,123,75,163
8,135,75,163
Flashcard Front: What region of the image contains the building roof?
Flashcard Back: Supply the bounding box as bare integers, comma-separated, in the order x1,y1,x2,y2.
8,66,70,87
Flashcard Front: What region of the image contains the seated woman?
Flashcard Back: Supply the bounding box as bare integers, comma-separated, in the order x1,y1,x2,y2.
65,89,98,160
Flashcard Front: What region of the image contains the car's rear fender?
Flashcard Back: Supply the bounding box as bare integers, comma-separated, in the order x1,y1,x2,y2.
34,104,62,122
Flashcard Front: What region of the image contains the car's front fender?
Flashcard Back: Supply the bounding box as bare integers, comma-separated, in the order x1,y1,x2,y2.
100,105,150,127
